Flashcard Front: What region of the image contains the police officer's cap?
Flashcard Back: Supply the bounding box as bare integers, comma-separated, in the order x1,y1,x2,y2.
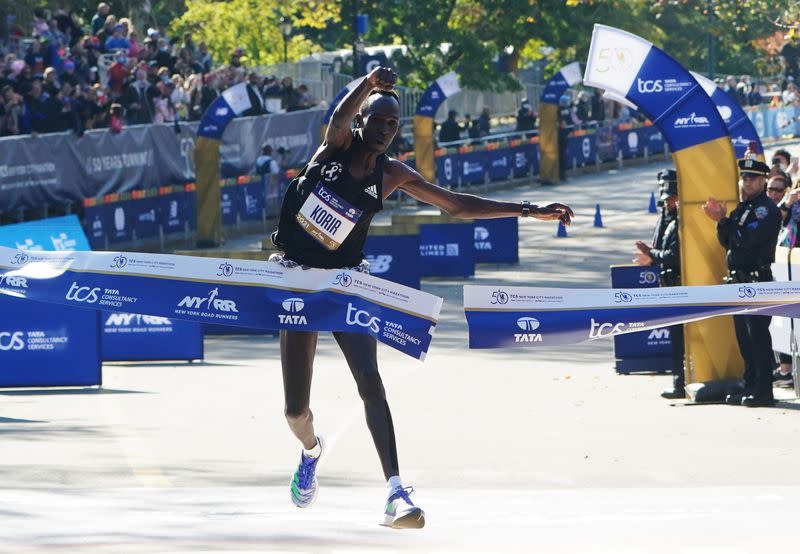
738,158,770,176
657,169,677,185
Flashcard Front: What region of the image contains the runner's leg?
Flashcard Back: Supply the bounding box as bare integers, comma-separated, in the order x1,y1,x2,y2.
281,330,319,450
333,331,399,480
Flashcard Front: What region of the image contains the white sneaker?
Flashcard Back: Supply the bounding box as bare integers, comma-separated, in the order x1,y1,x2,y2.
289,436,324,508
381,486,425,529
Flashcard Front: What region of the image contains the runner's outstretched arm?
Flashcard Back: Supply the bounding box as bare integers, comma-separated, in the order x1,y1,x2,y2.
383,160,574,223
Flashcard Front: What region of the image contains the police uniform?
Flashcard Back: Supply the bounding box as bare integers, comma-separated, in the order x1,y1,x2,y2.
557,100,572,181
716,158,782,407
648,170,684,397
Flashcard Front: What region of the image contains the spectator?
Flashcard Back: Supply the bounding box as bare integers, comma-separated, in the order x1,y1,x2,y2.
153,81,175,123
467,119,481,142
24,39,48,78
128,30,141,59
783,82,799,106
576,91,591,124
105,25,130,53
747,82,763,106
516,99,536,134
780,31,800,83
275,146,290,170
280,76,300,111
243,72,264,116
42,66,60,97
197,42,212,72
190,72,218,120
230,48,244,68
97,15,118,51
107,51,129,98
91,3,111,36
0,85,23,136
170,74,190,120
54,9,83,48
86,83,111,128
32,8,50,38
478,107,491,136
296,84,317,109
438,110,461,143
109,102,123,132
723,75,739,104
23,80,58,134
155,38,174,72
123,67,154,124
256,143,280,185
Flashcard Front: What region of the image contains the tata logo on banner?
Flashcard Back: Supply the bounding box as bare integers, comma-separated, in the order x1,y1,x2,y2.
346,302,381,333
515,316,542,342
279,297,307,324
673,113,710,128
178,287,238,312
636,78,663,93
0,331,25,351
474,227,492,251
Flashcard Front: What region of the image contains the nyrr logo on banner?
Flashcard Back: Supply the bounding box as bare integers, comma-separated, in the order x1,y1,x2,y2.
177,287,238,318
673,112,710,128
279,297,307,325
0,274,28,290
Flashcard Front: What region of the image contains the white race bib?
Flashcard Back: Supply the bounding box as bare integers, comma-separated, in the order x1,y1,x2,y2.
296,183,363,250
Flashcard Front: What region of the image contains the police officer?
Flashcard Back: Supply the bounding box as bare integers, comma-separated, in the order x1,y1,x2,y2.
703,158,782,407
634,169,684,399
557,95,573,182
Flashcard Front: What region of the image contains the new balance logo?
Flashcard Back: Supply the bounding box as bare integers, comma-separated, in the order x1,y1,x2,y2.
365,185,378,199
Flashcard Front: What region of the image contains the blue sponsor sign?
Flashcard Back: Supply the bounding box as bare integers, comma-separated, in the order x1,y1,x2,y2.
566,135,597,166
84,205,108,249
0,297,102,387
221,186,241,226
511,145,531,178
435,152,460,187
419,222,474,277
160,190,195,234
540,71,569,105
416,82,446,117
474,217,518,264
197,96,236,140
0,215,91,252
131,196,160,239
459,151,487,185
107,201,134,243
364,233,421,289
0,217,101,388
102,311,203,361
610,265,672,373
487,149,512,181
240,181,265,221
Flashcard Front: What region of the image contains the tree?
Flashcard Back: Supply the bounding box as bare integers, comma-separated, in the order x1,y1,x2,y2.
169,0,339,67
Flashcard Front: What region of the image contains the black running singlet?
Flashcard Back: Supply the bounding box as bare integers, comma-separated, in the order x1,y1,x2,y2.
272,132,385,269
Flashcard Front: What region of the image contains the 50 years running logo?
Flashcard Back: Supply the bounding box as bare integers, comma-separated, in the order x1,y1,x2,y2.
614,291,633,303
738,286,756,299
217,262,234,277
490,290,509,305
11,252,29,265
110,255,128,269
334,272,353,287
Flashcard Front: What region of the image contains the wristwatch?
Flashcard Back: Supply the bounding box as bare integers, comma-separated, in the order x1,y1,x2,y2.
521,201,532,217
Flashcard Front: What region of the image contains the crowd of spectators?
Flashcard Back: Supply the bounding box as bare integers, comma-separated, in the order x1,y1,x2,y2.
0,4,319,137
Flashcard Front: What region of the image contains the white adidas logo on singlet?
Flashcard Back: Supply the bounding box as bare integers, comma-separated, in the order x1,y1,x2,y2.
365,185,378,199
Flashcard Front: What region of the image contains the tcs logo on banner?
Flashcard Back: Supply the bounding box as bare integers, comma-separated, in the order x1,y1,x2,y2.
346,302,381,333
0,331,25,351
636,78,663,93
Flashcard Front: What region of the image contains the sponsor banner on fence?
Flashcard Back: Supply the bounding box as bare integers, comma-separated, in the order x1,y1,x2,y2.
364,234,421,290
0,215,91,252
102,311,203,361
474,218,518,264
0,110,322,213
419,223,475,277
463,282,800,349
0,247,442,361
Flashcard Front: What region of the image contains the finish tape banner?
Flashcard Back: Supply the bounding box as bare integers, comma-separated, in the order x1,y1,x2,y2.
0,247,442,361
463,282,800,349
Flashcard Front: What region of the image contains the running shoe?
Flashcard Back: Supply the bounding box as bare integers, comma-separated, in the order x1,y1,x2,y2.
289,436,324,508
382,486,425,529
773,369,794,388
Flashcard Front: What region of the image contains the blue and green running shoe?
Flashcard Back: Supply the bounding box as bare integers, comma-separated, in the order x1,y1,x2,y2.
289,436,324,508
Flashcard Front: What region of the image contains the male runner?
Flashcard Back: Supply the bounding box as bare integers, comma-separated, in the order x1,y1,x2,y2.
271,66,573,529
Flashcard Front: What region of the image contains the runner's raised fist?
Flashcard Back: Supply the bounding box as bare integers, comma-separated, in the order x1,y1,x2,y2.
367,67,397,91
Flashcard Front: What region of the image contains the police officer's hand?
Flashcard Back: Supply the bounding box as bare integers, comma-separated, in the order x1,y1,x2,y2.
702,197,727,222
633,251,653,266
634,240,651,255
532,203,574,225
366,67,397,91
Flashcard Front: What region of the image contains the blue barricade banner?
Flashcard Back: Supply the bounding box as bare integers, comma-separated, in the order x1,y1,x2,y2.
161,190,195,234
610,265,672,370
566,135,597,166
131,196,160,240
364,234,421,290
435,152,460,187
241,181,265,221
748,106,799,141
0,215,91,252
0,247,442,361
0,295,101,387
419,223,474,277
511,145,532,178
221,186,241,226
463,282,800,349
487,149,512,181
459,151,488,185
108,201,134,243
102,312,203,361
474,218,519,264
